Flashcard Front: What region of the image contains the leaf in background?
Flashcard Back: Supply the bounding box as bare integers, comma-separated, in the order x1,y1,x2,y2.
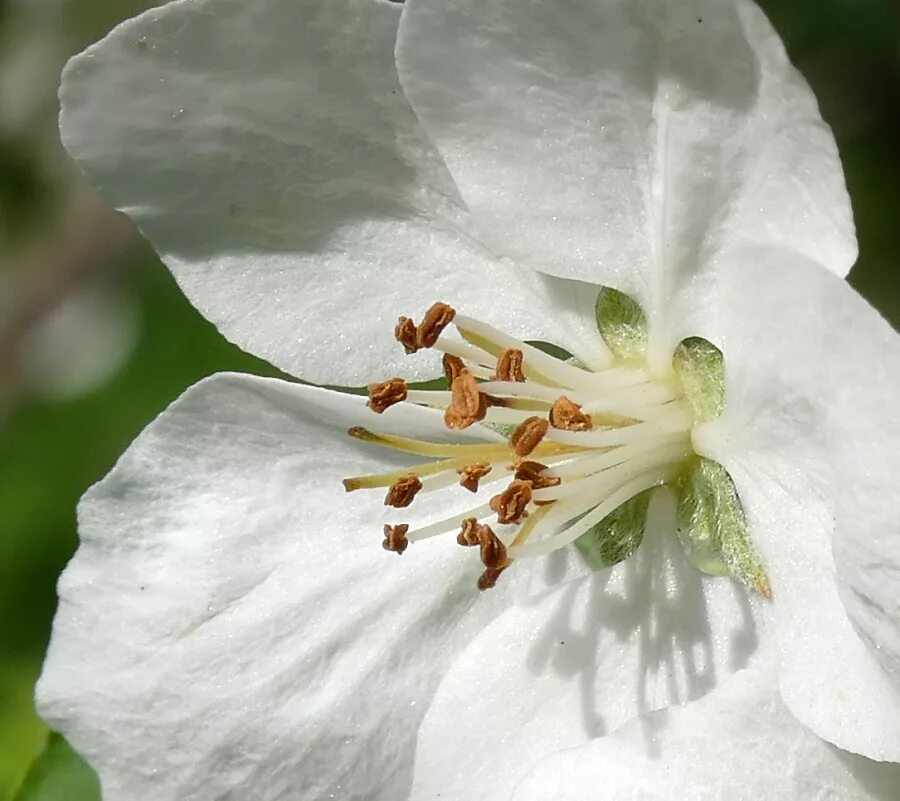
0,662,46,800
12,732,99,801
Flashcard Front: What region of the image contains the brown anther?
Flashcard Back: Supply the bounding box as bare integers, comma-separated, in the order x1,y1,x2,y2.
457,461,493,493
456,520,512,589
490,479,532,524
457,517,482,547
510,416,550,456
444,369,488,429
416,302,456,349
514,460,561,489
367,378,408,413
384,474,422,508
476,523,510,570
494,348,526,382
478,564,511,591
395,316,419,354
442,353,467,384
382,524,410,555
549,395,593,432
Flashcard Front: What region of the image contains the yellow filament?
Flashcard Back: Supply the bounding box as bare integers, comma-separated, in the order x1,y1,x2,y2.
589,412,640,428
510,502,555,547
344,428,583,491
491,396,552,412
343,457,464,491
349,427,582,458
348,427,512,458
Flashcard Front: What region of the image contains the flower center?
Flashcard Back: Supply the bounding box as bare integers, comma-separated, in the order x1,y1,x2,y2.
343,302,699,590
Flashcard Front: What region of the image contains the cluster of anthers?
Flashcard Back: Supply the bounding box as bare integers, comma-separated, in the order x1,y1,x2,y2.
343,303,696,590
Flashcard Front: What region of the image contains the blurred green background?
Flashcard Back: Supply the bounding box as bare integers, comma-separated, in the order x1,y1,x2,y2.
0,0,898,798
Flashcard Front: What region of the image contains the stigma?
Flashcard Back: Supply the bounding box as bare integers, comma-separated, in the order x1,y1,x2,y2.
343,302,696,590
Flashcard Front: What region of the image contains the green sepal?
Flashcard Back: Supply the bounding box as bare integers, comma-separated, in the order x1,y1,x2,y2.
574,489,652,570
672,337,725,423
594,287,647,362
675,456,771,596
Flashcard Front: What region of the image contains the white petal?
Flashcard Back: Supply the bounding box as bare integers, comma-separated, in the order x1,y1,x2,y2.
396,0,855,365
37,374,515,801
59,0,602,382
694,249,900,761
513,662,900,801
408,488,762,801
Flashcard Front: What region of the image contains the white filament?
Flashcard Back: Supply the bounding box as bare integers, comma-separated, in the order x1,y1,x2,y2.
510,469,674,557
378,310,697,561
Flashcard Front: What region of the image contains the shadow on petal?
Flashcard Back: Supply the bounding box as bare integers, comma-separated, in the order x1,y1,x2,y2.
410,489,759,801
525,488,758,740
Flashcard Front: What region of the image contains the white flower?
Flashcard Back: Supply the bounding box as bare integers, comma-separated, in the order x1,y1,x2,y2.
39,0,900,799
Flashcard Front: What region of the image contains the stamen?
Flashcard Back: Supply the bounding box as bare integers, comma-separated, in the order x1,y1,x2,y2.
407,503,495,542
346,426,508,458
457,517,482,546
542,434,688,482
457,461,492,492
395,317,419,354
483,395,551,412
445,370,488,429
483,406,549,428
454,314,594,389
479,380,674,419
460,361,496,381
456,519,513,590
417,302,456,348
549,396,593,432
344,457,458,491
367,378,408,413
581,381,679,407
514,460,561,490
532,442,689,503
405,389,453,406
509,501,554,546
478,381,566,403
508,479,621,551
511,416,550,457
382,524,410,555
442,353,466,383
477,523,509,570
431,337,498,371
384,474,422,508
490,479,532,524
495,348,526,382
511,469,673,557
478,565,510,591
543,406,693,448
350,302,703,593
